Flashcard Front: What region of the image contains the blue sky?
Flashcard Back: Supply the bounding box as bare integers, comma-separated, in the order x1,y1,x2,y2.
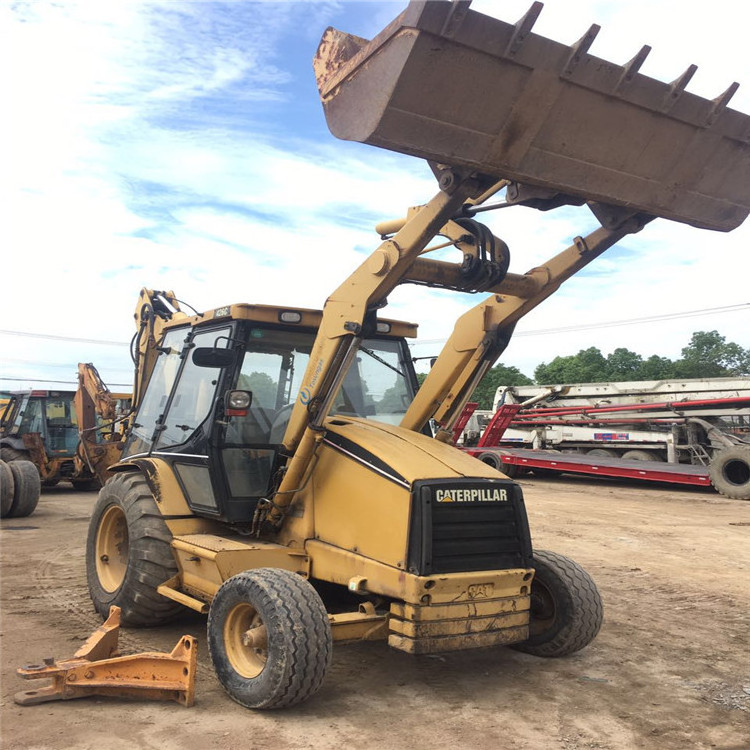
1,0,748,393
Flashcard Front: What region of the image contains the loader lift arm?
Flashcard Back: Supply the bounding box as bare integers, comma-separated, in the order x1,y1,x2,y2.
400,215,650,438
265,0,750,528
270,176,649,525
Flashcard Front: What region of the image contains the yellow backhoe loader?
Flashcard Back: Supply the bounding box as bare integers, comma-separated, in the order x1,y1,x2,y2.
74,363,133,486
83,0,750,709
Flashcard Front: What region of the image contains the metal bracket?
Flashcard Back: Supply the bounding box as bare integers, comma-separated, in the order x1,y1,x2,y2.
15,606,197,707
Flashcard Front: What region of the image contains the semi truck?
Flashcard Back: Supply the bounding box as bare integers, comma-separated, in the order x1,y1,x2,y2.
463,378,750,499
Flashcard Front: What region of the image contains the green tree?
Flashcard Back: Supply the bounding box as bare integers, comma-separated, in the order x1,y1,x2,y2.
470,364,533,409
535,347,608,384
415,365,532,410
239,371,277,407
605,348,643,379
674,330,750,378
638,354,677,380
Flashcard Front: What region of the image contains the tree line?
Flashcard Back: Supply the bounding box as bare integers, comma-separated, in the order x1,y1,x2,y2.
422,330,749,410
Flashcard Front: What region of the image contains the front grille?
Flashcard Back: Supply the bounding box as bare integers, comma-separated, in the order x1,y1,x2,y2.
407,479,532,575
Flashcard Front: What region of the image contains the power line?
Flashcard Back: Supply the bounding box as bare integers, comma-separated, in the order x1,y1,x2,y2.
409,302,749,346
1,303,747,349
0,329,129,346
0,376,132,387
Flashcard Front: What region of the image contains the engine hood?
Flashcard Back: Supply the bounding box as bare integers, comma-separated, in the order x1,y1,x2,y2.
322,416,502,485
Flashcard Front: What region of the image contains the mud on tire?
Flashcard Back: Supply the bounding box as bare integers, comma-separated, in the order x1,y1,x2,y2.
86,472,182,626
208,568,332,709
512,549,603,658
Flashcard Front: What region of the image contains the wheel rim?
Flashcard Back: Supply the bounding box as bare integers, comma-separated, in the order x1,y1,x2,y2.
96,504,129,593
723,458,750,486
224,602,268,678
528,580,557,637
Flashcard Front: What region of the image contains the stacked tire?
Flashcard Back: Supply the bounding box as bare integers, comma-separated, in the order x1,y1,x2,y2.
0,459,41,518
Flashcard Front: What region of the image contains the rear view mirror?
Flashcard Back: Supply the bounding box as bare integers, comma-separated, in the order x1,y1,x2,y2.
192,347,239,369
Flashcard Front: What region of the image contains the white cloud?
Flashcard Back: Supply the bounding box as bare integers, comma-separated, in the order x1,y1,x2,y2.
1,0,748,391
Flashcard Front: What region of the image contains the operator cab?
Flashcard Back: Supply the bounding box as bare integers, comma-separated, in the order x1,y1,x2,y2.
121,305,421,524
1,390,80,458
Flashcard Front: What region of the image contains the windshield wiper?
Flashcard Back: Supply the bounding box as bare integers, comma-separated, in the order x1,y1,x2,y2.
359,346,405,378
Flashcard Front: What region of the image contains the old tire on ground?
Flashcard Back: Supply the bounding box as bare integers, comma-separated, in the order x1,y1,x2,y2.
0,460,15,517
0,446,31,463
208,568,332,709
512,549,603,658
6,460,41,518
86,472,182,626
709,445,750,500
477,451,522,479
621,450,657,462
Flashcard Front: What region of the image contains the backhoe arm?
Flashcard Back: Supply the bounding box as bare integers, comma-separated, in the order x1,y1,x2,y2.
74,363,128,485
132,289,187,413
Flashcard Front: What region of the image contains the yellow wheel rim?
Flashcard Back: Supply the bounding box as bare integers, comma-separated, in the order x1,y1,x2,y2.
95,504,129,593
224,602,268,678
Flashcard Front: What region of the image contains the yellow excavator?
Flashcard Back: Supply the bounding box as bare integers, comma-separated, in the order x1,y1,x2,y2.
82,1,749,710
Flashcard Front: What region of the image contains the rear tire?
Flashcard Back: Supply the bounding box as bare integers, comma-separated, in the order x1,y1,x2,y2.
208,568,332,709
7,460,41,518
709,445,750,500
512,549,603,657
621,450,657,462
86,472,182,626
0,461,15,517
478,451,522,478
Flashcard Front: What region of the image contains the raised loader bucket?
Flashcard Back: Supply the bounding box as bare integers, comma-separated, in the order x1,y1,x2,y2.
314,1,750,231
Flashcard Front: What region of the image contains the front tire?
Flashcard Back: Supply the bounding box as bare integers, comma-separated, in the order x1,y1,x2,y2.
208,568,332,709
513,550,603,657
86,472,181,626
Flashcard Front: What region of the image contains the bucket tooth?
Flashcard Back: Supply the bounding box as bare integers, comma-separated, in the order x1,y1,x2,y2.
706,82,740,126
441,0,472,38
504,2,543,58
616,45,651,91
562,24,600,77
662,64,698,111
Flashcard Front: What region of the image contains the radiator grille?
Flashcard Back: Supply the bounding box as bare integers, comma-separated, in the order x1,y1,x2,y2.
408,479,532,576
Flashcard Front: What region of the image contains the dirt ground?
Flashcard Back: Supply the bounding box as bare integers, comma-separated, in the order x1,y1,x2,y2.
1,476,749,750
